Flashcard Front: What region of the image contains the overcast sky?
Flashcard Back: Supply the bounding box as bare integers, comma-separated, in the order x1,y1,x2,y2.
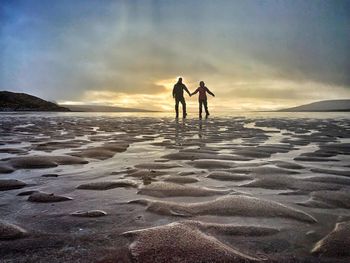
1,0,350,111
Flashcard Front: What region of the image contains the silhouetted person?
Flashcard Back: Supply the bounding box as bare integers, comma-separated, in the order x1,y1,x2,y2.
191,81,215,119
173,77,191,118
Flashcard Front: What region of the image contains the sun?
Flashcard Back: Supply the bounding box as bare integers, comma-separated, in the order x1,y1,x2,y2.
155,77,183,91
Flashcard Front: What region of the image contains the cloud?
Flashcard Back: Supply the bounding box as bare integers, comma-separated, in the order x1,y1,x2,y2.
1,0,349,110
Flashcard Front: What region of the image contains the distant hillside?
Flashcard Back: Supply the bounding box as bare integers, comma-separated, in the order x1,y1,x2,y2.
0,91,70,112
278,100,350,112
62,104,155,112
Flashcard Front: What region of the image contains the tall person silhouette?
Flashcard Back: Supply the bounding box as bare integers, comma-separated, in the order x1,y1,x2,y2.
172,77,191,118
191,81,215,119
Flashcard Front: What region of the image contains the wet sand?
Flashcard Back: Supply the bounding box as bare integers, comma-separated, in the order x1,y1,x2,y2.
0,112,350,262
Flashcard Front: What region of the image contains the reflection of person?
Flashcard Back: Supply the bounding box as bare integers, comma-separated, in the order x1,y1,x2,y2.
172,77,191,118
191,81,215,119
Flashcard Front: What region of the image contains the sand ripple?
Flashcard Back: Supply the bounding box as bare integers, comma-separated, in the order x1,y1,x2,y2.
122,221,264,263
129,195,317,223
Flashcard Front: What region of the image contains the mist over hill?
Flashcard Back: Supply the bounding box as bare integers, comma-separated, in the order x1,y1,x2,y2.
61,104,155,112
278,100,350,112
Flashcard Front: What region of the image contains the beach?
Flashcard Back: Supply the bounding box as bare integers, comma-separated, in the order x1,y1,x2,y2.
0,112,350,262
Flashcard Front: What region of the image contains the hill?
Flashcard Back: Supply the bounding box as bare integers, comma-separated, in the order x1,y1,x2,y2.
0,91,70,111
278,100,350,112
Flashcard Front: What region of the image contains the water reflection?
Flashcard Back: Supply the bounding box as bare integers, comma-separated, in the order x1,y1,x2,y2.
1,111,349,120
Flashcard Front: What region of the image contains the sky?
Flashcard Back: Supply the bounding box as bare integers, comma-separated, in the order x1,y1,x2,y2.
1,0,350,111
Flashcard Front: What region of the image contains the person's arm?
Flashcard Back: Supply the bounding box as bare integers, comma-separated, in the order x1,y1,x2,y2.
172,85,176,98
191,88,199,96
183,85,191,96
206,87,215,97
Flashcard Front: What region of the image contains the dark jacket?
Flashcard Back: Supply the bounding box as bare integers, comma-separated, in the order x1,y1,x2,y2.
173,83,190,99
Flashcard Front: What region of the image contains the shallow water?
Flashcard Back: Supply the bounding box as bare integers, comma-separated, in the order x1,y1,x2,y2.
0,112,349,262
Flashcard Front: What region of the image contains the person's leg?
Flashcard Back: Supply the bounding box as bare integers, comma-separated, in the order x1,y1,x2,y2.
175,98,179,118
199,100,203,119
204,100,209,118
180,97,187,118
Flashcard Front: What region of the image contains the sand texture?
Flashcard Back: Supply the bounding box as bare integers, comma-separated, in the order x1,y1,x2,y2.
0,113,349,262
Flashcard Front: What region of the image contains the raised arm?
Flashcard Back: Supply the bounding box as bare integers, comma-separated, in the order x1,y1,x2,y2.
206,87,215,97
191,88,199,96
183,84,191,96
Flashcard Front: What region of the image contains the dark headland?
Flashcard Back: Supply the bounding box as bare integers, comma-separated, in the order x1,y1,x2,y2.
0,91,70,112
278,99,350,112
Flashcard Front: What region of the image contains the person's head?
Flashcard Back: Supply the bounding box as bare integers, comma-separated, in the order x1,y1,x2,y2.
199,81,205,87
178,77,183,83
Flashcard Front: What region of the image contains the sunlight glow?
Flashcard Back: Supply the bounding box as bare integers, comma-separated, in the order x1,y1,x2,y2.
57,79,350,112
155,77,180,91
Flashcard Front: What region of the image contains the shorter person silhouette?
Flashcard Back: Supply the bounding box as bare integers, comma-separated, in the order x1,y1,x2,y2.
191,81,215,119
